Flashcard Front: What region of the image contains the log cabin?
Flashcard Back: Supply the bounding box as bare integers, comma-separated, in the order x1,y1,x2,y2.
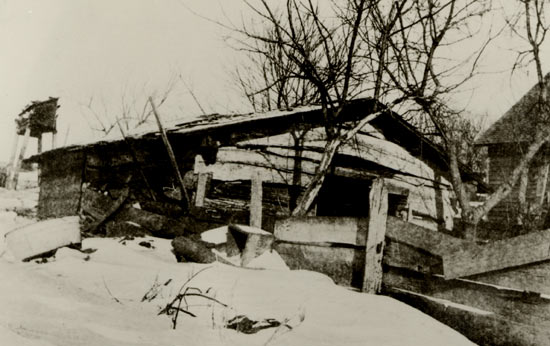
475,73,550,230
27,98,481,236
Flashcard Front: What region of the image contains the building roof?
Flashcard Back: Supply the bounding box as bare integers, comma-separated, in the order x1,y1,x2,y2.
28,97,485,189
476,73,550,146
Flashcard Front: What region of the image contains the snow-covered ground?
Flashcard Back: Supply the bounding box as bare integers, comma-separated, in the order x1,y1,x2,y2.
0,184,475,346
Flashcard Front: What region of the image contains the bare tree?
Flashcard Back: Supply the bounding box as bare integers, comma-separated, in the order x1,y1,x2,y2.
236,0,492,219
443,0,549,238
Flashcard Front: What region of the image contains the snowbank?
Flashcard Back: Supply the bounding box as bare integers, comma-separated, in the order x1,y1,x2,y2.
0,235,475,346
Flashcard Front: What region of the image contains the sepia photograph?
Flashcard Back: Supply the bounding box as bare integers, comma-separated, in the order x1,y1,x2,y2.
0,1,549,345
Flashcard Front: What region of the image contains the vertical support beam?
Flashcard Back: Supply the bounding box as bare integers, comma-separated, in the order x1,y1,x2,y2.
149,97,190,210
250,171,263,228
537,163,550,205
8,131,19,169
7,126,31,190
195,172,210,207
363,178,388,294
5,131,20,187
52,130,57,150
37,134,43,154
517,167,529,225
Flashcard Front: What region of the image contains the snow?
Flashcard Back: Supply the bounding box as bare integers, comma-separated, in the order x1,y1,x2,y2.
0,186,475,346
201,226,229,244
245,250,290,271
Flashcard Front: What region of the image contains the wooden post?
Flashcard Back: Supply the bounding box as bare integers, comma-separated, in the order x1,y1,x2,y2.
52,130,57,150
5,131,20,187
362,178,388,294
149,97,190,210
7,126,31,190
250,171,263,228
195,172,210,207
37,134,43,154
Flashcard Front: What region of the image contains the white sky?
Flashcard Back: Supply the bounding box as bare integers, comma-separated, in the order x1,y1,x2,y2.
0,0,548,162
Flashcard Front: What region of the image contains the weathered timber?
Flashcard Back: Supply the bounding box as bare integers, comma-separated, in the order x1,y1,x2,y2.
469,260,550,296
172,236,216,263
110,206,187,238
383,239,443,274
195,172,210,207
250,172,263,228
386,217,465,255
274,217,369,245
106,221,148,237
81,187,129,234
274,216,464,255
37,150,84,219
139,200,184,218
363,178,388,293
386,287,550,346
384,266,550,327
443,228,550,279
150,97,190,210
273,241,365,288
228,224,274,266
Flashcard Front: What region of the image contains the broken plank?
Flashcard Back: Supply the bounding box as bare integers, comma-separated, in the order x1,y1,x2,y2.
363,178,388,293
384,266,550,327
443,228,550,279
385,287,550,346
470,260,550,296
386,216,465,256
81,187,129,234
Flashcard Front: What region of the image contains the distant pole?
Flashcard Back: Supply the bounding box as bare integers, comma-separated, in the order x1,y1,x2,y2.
149,97,190,210
52,130,57,150
7,125,31,190
37,134,43,154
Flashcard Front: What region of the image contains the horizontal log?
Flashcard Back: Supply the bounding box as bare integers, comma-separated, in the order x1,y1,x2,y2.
274,216,464,255
443,228,550,279
274,217,369,245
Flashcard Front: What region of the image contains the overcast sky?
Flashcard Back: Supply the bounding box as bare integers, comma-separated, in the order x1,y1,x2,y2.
0,0,548,162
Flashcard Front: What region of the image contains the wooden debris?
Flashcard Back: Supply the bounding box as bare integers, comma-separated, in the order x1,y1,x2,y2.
195,172,210,207
386,287,550,346
384,267,550,327
228,224,274,266
149,97,190,209
226,315,284,334
443,228,550,279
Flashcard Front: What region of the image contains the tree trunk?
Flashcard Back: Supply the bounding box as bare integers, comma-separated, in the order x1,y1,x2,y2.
291,110,383,216
449,128,550,240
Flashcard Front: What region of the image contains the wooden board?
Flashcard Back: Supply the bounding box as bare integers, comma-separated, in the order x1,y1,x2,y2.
274,217,369,246
386,287,550,346
469,260,550,296
274,215,464,256
443,228,550,279
274,242,365,288
363,178,388,293
384,266,550,326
